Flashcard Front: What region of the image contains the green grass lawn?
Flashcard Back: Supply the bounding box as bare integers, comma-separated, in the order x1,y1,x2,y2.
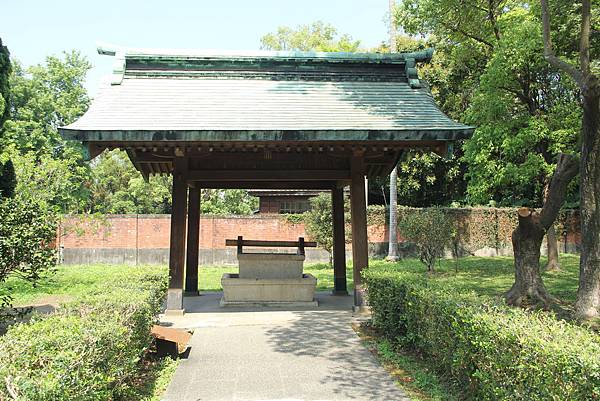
371,254,581,303
201,255,581,305
5,264,353,307
5,255,580,307
4,264,168,306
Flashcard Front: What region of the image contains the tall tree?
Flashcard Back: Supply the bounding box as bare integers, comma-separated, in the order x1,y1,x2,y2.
541,0,600,318
2,52,92,213
200,189,258,215
88,150,258,215
87,150,172,214
505,155,578,306
304,193,335,265
397,0,584,304
3,52,90,156
396,150,467,207
260,21,361,52
0,42,59,319
0,37,16,200
0,38,9,129
460,6,580,286
462,7,580,208
387,0,400,261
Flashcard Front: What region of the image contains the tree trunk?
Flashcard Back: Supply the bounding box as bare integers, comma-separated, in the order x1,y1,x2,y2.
575,83,600,319
540,0,600,319
506,154,578,307
506,209,553,307
387,166,399,261
542,181,561,271
545,225,561,271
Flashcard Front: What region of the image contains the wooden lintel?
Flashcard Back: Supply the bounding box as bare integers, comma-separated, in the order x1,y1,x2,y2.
192,181,338,190
187,170,350,182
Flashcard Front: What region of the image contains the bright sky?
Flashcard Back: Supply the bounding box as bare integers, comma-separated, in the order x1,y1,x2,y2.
2,0,390,96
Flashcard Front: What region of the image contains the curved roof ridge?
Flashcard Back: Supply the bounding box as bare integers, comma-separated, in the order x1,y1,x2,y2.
96,42,434,63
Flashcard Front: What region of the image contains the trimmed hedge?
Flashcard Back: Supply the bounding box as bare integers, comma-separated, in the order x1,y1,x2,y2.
363,267,600,400
0,270,167,400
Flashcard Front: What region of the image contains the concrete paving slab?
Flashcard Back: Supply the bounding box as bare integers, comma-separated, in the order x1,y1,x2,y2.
161,293,410,401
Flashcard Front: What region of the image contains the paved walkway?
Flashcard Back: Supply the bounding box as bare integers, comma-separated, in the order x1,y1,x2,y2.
161,293,410,401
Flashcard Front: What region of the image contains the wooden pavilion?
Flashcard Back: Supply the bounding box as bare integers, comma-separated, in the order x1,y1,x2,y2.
60,45,473,313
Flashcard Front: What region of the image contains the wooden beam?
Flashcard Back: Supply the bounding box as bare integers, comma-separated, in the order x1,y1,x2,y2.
191,181,340,190
332,187,348,295
350,152,368,307
188,170,350,181
185,186,200,295
166,157,188,313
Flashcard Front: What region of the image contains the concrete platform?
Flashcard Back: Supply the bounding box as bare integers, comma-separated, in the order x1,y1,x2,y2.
221,273,317,304
160,292,410,401
220,297,319,308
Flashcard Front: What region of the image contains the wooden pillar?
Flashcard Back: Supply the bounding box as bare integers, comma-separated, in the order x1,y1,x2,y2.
332,186,348,295
350,152,368,306
166,157,188,313
185,186,200,295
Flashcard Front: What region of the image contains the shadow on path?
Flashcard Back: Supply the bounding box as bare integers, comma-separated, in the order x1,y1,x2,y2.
264,310,409,401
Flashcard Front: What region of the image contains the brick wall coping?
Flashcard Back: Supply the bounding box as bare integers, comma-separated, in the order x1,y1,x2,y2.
63,214,293,220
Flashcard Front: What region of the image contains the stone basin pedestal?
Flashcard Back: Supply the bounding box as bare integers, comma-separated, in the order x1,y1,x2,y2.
221,245,318,307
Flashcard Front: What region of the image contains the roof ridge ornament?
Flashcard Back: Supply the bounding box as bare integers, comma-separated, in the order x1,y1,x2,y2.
97,42,119,56
404,48,432,89
405,58,421,89
97,42,125,85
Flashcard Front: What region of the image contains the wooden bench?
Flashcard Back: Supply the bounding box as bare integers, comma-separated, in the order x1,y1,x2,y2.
225,236,317,256
151,325,192,359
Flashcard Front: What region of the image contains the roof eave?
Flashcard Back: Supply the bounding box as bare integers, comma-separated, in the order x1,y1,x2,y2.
59,127,475,143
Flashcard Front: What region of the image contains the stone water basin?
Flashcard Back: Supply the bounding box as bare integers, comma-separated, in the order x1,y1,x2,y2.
220,252,317,306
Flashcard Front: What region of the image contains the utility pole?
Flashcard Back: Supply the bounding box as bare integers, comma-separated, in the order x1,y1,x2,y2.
387,0,400,262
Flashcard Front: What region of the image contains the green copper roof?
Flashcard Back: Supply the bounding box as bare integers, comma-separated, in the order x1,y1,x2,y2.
60,45,473,142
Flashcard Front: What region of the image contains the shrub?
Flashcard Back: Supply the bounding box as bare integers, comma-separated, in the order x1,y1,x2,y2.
304,193,334,264
0,196,57,321
363,267,600,400
398,207,453,271
303,193,351,265
0,269,167,400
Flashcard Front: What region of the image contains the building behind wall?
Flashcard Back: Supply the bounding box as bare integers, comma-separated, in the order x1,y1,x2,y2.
248,189,324,214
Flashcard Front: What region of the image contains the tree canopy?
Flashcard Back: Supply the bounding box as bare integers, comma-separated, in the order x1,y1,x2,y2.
0,38,9,130
87,150,172,214
0,38,15,200
394,1,588,207
1,52,92,213
261,21,361,52
0,40,58,321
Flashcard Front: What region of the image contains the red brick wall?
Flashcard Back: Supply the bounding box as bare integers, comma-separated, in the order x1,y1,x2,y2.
59,215,343,250
58,211,581,254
